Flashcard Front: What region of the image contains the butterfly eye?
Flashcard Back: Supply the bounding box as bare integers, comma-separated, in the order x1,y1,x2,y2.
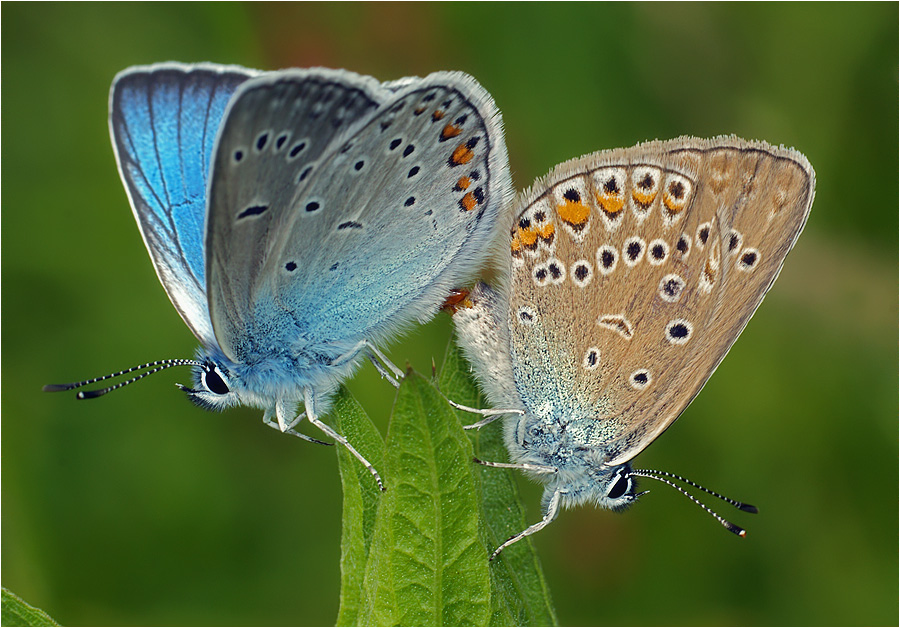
203,367,229,395
607,473,631,499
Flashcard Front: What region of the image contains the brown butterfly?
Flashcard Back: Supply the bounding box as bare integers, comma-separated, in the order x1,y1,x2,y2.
452,136,815,558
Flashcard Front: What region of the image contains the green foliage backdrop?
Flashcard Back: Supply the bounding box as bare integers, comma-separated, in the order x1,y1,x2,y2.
3,3,896,625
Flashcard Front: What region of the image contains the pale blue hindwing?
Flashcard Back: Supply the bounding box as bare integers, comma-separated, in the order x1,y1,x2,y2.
109,62,259,346
205,69,512,400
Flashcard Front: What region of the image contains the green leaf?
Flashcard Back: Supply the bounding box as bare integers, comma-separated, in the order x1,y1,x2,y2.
356,371,491,625
439,342,558,627
330,387,386,626
334,337,556,626
1,588,60,627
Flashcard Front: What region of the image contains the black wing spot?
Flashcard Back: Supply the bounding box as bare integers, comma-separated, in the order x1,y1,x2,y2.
298,166,313,183
238,205,268,219
289,142,306,157
389,138,402,150
408,166,420,178
233,150,244,162
627,241,642,260
354,160,365,171
404,197,416,207
403,144,415,158
305,201,320,212
337,221,363,230
563,188,581,202
741,251,759,267
601,250,615,268
285,261,297,272
256,133,268,151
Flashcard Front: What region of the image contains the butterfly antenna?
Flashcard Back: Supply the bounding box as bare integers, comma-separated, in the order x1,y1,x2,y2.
43,359,203,399
633,468,758,513
630,469,757,537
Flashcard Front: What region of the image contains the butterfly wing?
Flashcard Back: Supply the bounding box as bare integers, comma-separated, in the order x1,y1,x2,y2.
109,62,258,346
205,69,512,368
506,136,814,465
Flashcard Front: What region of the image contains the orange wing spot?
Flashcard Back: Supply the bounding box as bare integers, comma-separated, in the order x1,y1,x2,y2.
538,222,555,242
518,226,539,248
632,189,657,205
451,144,475,165
461,192,477,211
703,258,716,283
664,195,687,213
442,123,463,140
456,175,472,191
557,199,591,227
442,288,472,313
432,109,446,121
511,233,523,253
414,106,426,115
597,193,624,214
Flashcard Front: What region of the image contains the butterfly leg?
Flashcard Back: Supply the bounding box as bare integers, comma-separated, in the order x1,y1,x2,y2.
304,388,386,492
490,489,563,561
332,340,405,387
262,405,332,446
454,405,523,430
367,353,401,389
473,457,557,475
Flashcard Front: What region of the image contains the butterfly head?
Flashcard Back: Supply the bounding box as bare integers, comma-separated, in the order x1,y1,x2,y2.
178,359,241,412
552,460,643,512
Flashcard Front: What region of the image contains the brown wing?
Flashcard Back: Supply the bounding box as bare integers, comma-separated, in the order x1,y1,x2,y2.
505,136,814,465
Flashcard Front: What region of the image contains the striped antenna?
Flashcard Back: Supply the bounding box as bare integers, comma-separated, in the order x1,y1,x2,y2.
43,359,203,399
630,468,758,537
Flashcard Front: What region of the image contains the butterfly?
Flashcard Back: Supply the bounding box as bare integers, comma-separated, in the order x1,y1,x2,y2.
46,62,513,489
452,136,815,557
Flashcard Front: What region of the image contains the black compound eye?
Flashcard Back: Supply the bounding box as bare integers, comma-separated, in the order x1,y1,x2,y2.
607,474,630,499
204,368,229,395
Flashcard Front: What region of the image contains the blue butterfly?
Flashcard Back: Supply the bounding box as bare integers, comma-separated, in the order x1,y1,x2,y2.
47,62,512,488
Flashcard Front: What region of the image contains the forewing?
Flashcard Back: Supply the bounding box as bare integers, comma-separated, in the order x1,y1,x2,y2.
506,136,814,465
109,62,257,346
207,69,512,364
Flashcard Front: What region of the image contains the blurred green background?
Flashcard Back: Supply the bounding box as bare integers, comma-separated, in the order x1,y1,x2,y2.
3,3,896,626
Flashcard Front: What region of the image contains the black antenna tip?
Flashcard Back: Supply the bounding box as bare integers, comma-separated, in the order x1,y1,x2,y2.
43,384,72,392
724,521,748,537
737,502,759,514
76,389,106,400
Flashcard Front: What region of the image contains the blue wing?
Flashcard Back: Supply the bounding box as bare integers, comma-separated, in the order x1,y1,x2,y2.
109,62,258,346
205,69,512,376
